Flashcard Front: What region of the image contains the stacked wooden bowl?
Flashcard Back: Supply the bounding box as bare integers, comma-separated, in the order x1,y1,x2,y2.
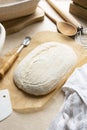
0,0,44,34
0,0,40,21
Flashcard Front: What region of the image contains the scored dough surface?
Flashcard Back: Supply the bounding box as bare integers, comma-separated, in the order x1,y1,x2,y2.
13,42,77,96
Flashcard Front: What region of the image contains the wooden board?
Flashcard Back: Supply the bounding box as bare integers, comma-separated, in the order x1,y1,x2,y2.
2,7,44,35
0,31,87,113
69,3,87,21
72,0,87,8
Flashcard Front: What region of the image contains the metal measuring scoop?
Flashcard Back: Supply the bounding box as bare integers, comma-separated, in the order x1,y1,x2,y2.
0,36,31,78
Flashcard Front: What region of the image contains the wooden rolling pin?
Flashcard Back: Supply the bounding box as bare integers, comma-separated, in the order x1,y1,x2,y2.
47,0,82,30
0,37,31,78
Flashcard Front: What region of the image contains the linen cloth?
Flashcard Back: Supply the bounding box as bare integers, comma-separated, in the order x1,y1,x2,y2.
48,63,87,130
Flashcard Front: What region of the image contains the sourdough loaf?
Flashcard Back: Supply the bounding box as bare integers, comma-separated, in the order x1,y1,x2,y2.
13,42,77,96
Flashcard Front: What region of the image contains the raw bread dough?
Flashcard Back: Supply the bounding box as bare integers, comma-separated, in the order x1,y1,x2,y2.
13,42,77,96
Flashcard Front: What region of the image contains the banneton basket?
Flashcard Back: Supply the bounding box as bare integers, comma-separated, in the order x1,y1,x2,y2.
0,0,40,21
0,23,6,54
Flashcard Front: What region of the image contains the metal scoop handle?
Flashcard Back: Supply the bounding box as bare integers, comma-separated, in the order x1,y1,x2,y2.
0,37,31,78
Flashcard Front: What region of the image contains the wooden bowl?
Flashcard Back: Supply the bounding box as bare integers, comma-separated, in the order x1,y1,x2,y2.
0,23,6,54
0,0,40,21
